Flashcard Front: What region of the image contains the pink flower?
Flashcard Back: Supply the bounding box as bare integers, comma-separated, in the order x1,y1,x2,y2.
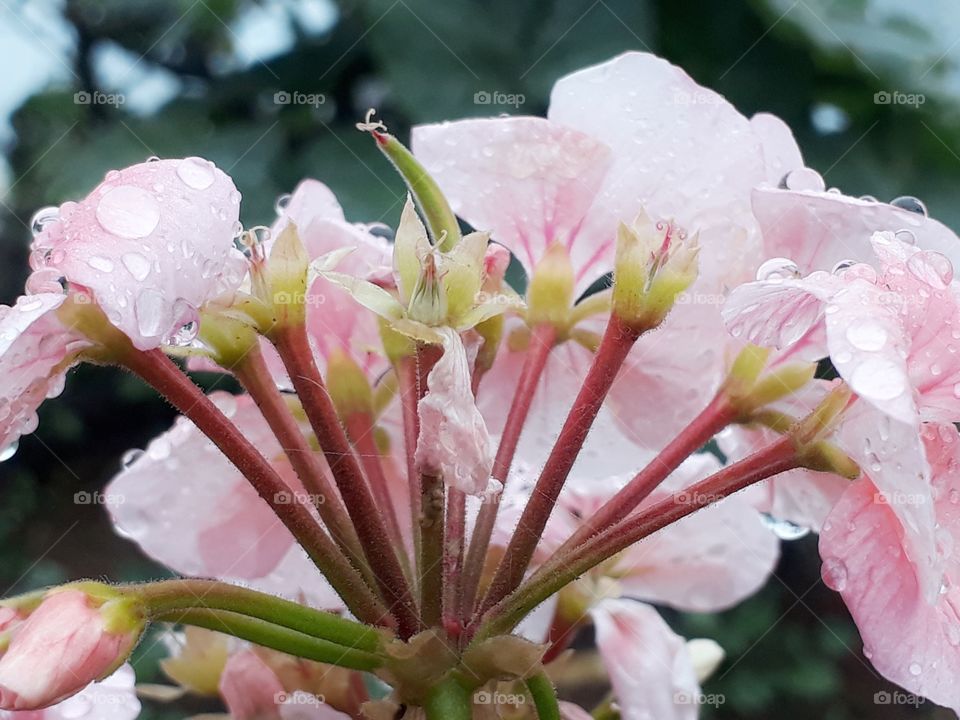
0,665,141,720
416,327,494,494
819,423,960,714
414,52,808,451
219,649,348,720
0,293,89,457
0,591,143,711
30,158,244,350
107,392,341,609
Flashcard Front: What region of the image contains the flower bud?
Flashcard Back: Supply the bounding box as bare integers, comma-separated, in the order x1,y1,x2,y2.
527,243,576,327
0,585,145,710
326,349,375,419
612,211,699,331
267,223,310,328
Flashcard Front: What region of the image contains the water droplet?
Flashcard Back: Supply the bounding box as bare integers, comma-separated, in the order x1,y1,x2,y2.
176,157,215,190
96,185,161,239
846,320,888,351
274,193,292,214
891,196,928,216
756,257,800,281
894,229,917,245
859,194,878,202
134,289,167,338
832,259,856,274
850,356,907,401
30,206,60,236
146,155,161,162
166,319,199,347
907,251,954,289
121,448,144,469
821,558,848,591
762,514,811,540
236,226,270,262
0,440,18,462
778,168,826,193
908,662,923,676
121,252,151,281
87,255,114,273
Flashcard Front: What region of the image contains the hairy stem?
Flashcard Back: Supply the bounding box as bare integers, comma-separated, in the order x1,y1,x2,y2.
120,348,391,628
475,436,799,641
460,323,556,618
271,323,421,638
477,315,640,618
559,391,737,551
154,608,384,671
134,579,386,651
443,487,466,639
233,347,370,576
526,672,561,720
397,355,423,576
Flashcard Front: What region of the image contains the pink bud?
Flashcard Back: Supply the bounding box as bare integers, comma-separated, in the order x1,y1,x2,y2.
0,590,143,710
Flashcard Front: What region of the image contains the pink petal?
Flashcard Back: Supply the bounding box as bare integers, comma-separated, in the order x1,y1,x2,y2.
752,186,960,275
0,665,141,720
108,393,305,589
549,51,771,291
33,158,243,350
749,112,805,184
0,294,85,451
819,423,960,713
591,599,701,720
618,458,780,612
412,117,612,283
219,649,284,720
416,329,493,495
0,592,137,711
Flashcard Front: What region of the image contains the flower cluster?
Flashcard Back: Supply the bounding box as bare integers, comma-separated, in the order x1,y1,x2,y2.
1,51,958,719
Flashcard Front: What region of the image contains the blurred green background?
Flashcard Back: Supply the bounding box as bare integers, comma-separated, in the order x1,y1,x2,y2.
0,0,957,717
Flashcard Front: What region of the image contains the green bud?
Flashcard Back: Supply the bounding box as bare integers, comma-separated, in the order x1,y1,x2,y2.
527,243,576,327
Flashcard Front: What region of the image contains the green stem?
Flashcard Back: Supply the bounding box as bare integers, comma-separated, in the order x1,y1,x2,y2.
416,342,445,627
424,676,473,720
133,579,386,652
155,608,383,672
526,672,561,720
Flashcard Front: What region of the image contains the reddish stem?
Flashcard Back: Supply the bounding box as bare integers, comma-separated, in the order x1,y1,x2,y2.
345,410,410,571
459,323,556,618
233,348,368,572
415,343,445,627
396,356,422,566
475,435,799,641
559,392,737,552
271,324,421,638
120,348,391,628
442,488,466,641
477,315,640,617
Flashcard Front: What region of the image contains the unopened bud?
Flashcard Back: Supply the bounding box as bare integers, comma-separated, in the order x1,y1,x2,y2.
527,243,576,327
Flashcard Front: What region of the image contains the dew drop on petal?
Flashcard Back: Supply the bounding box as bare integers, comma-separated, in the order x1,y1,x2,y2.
762,514,811,540
30,206,60,236
0,440,18,462
121,252,152,281
96,185,161,239
895,229,917,245
274,193,292,214
891,196,928,217
120,449,144,469
908,662,923,676
176,157,215,190
134,289,168,338
850,356,907,401
821,558,848,591
779,168,826,192
87,255,114,273
845,320,888,351
907,251,954,289
832,259,856,274
756,257,800,281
